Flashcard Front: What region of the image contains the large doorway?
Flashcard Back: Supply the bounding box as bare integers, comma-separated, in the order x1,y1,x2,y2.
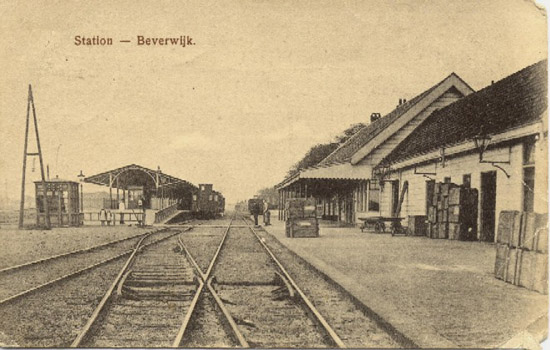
426,180,435,214
480,171,497,242
391,180,400,216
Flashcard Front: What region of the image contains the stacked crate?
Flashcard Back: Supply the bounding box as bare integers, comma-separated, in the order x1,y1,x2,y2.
494,211,548,294
426,182,478,240
285,198,319,238
447,186,478,240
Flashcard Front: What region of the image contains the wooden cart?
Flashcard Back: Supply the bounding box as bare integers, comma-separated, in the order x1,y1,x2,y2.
359,216,406,235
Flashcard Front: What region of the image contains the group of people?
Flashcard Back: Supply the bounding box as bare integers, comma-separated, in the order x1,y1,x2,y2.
98,195,145,226
252,199,271,227
98,208,114,226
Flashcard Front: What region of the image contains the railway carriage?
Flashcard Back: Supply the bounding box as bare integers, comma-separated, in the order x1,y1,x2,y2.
191,184,225,218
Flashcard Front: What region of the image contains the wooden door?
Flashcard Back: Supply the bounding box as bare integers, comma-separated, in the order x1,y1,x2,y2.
480,171,497,242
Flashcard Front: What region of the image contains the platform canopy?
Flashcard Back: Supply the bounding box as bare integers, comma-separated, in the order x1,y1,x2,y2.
276,162,370,190
84,164,197,192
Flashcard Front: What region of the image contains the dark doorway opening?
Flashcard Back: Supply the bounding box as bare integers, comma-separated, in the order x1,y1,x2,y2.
480,171,497,242
391,180,400,216
426,180,435,214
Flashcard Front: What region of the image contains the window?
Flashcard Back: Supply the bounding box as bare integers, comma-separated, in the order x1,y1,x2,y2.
209,195,213,201
368,180,380,212
523,139,536,212
523,167,535,212
463,174,471,188
444,177,451,183
192,195,197,201
523,140,536,165
214,195,218,202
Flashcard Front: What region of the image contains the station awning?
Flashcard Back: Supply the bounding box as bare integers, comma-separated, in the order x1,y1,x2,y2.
84,164,197,191
277,162,370,189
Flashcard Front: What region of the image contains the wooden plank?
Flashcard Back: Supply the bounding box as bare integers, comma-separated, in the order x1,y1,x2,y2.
494,243,509,280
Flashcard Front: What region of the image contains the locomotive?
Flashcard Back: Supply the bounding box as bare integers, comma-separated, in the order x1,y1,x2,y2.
191,184,225,219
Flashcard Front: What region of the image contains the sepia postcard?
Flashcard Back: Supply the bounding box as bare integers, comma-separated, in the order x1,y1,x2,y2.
0,0,548,349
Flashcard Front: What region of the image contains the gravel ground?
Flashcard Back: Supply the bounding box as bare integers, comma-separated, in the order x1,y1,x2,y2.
180,291,238,348
0,257,127,347
213,227,277,284
0,236,141,301
217,285,328,348
0,226,149,268
83,234,197,347
254,226,401,348
179,227,226,272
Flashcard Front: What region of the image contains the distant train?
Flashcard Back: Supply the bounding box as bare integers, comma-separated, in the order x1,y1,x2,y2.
191,184,225,219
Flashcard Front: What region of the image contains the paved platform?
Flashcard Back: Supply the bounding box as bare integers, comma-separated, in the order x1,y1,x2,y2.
263,212,547,348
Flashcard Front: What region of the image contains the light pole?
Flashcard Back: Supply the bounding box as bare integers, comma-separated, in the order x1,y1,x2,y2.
77,170,85,213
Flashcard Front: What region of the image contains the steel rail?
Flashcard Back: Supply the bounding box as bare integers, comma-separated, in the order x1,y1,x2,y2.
175,229,248,348
0,229,157,274
70,228,191,348
241,217,347,348
0,220,168,306
171,217,249,347
0,249,132,305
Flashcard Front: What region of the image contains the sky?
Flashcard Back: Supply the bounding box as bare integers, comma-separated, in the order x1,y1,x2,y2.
0,0,547,206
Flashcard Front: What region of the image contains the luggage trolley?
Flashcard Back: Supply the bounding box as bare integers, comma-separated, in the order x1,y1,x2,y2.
359,216,406,236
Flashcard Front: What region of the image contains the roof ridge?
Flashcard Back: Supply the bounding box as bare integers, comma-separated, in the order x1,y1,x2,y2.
381,59,547,166
318,72,461,166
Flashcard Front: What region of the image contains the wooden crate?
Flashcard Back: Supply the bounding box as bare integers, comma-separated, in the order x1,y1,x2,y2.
521,212,537,251
535,213,548,253
497,211,522,247
437,210,448,223
494,243,509,280
448,222,476,241
408,215,427,236
436,222,448,239
285,198,316,219
427,206,437,223
518,250,548,294
286,217,319,238
441,183,457,196
505,248,521,285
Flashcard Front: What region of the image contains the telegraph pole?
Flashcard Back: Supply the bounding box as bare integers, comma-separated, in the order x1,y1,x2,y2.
19,85,50,229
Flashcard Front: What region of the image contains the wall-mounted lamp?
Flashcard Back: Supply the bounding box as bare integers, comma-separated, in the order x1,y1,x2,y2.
472,127,511,178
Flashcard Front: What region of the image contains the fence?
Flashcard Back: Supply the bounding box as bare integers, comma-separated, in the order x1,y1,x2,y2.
83,210,145,225
154,203,178,223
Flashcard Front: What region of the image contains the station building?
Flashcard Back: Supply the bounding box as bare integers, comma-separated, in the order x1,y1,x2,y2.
378,60,547,241
277,59,547,242
277,72,475,224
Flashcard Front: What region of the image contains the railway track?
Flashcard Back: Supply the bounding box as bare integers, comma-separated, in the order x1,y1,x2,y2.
178,215,344,348
0,227,189,347
70,228,197,347
0,228,169,305
0,215,403,348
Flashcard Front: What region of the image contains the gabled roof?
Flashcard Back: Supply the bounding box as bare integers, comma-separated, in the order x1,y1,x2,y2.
382,59,548,166
319,73,474,166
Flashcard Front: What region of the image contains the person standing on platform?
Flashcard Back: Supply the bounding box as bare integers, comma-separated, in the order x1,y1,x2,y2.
99,208,107,226
138,196,144,226
119,196,125,224
106,210,113,226
263,200,271,226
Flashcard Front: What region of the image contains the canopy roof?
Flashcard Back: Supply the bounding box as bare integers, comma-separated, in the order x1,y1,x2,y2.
84,164,197,192
277,162,370,189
